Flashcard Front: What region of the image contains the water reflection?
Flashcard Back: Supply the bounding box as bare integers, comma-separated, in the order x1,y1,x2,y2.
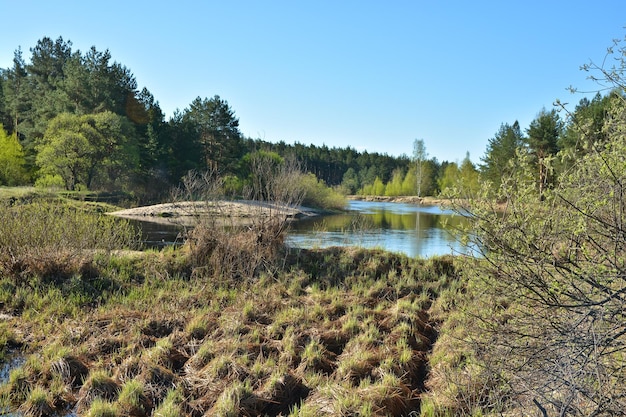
127,200,470,258
286,200,468,258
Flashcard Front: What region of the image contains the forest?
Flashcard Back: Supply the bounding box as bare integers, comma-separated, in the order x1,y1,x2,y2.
2,36,619,204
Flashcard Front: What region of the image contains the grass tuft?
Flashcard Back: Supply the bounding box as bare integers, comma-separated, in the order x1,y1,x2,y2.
76,370,120,413
18,386,54,417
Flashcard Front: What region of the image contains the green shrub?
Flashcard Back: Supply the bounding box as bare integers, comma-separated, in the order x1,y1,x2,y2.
298,173,347,210
34,174,65,190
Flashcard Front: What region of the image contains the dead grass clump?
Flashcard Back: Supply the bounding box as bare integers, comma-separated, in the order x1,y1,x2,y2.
186,222,283,283
18,386,54,417
199,354,249,383
301,389,337,415
117,379,153,417
136,364,176,406
140,319,178,339
335,347,380,387
49,355,89,389
76,370,120,414
206,380,254,416
184,340,215,373
258,372,310,416
86,337,124,359
246,338,282,363
317,329,349,356
297,338,336,376
84,397,118,417
115,357,143,384
150,388,183,417
184,354,252,413
5,364,31,405
142,338,188,372
185,311,219,340
361,377,419,417
381,306,436,352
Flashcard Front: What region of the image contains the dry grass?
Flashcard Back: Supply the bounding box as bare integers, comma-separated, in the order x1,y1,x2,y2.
0,242,459,416
76,370,120,413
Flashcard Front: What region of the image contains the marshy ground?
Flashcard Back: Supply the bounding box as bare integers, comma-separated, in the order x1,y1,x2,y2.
0,194,462,416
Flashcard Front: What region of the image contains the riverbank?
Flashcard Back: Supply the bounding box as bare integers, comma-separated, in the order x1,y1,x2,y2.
348,195,455,206
108,200,325,226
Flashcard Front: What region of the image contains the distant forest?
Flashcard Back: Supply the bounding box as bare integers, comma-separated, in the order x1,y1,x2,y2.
0,36,619,202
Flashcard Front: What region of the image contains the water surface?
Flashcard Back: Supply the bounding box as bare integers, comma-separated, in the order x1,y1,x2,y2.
130,200,469,258
286,200,468,258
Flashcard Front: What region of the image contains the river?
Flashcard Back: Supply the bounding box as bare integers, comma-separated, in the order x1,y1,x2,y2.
286,200,468,258
134,200,469,258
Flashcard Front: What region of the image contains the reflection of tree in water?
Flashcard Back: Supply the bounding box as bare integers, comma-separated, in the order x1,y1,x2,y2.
308,209,466,234
348,213,375,232
287,203,470,256
369,210,437,231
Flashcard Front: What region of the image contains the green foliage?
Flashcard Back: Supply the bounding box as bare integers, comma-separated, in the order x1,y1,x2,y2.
400,166,417,195
182,95,243,174
341,167,359,194
36,111,139,191
2,36,472,200
438,154,480,197
480,121,524,190
525,108,563,196
34,173,65,189
444,97,626,415
437,162,459,193
298,173,347,210
0,125,28,185
384,169,405,196
371,177,385,195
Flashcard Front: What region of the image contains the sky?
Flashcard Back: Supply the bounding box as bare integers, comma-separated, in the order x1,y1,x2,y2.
1,1,625,163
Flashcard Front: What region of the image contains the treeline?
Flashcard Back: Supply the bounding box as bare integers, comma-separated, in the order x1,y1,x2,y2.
0,36,435,202
0,36,618,203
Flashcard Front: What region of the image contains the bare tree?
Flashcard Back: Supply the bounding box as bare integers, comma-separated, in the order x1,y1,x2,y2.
174,155,306,282
413,139,428,198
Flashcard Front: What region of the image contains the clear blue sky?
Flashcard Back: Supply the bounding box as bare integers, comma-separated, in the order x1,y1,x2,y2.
1,1,625,163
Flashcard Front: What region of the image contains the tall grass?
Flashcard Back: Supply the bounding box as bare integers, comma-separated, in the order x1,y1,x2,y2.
0,200,138,282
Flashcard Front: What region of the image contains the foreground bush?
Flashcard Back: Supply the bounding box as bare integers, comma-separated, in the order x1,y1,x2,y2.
427,98,626,416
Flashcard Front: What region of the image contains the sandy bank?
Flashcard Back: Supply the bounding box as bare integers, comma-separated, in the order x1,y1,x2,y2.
108,200,324,226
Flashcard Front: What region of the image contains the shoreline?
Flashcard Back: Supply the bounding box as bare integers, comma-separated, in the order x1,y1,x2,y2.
348,195,453,206
108,196,456,227
108,200,325,227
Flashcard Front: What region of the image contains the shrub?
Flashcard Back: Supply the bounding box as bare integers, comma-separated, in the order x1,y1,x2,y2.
298,173,347,210
0,201,138,282
34,174,65,190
